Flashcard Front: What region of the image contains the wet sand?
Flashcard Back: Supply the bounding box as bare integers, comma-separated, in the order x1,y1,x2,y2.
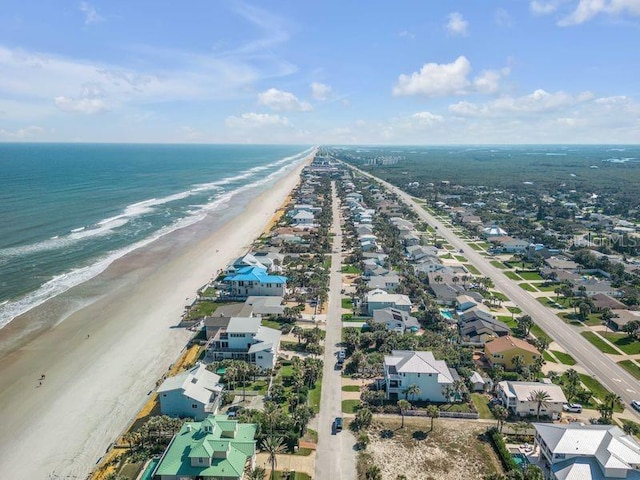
0,158,308,478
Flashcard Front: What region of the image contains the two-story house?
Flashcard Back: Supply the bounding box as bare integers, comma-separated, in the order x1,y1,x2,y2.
533,423,640,480
157,363,224,421
497,381,567,419
153,414,257,480
365,290,412,316
384,350,455,402
484,335,541,370
372,308,420,333
205,317,281,370
222,266,287,300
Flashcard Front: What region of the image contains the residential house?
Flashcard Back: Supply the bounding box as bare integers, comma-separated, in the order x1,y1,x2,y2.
383,350,455,402
291,210,316,227
458,305,495,323
484,335,541,370
591,293,628,312
532,423,640,480
461,317,511,344
497,381,567,419
469,372,488,392
356,225,374,236
365,290,412,316
545,256,580,270
491,237,531,253
366,273,401,292
152,415,257,480
608,309,640,331
205,317,281,370
483,225,508,238
400,231,421,247
572,279,622,298
363,263,390,277
372,308,420,333
430,283,465,305
222,266,287,300
456,294,480,312
157,364,224,421
406,245,439,262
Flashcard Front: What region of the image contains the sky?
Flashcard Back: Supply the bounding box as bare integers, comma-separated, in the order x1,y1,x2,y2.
0,0,639,144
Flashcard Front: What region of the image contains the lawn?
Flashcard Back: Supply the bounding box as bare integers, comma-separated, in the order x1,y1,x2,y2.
498,316,518,330
579,374,623,412
341,314,369,322
559,312,603,327
543,351,557,363
309,378,322,413
490,291,509,302
455,255,468,262
471,393,495,420
341,265,361,274
341,297,353,309
184,301,240,320
519,283,539,292
342,385,361,392
581,331,619,354
273,472,310,480
342,399,361,413
504,271,522,281
507,306,522,314
551,350,576,366
518,271,543,281
618,360,640,380
490,260,507,269
530,324,552,343
464,264,481,275
469,243,484,251
604,333,640,355
261,318,283,330
537,284,561,292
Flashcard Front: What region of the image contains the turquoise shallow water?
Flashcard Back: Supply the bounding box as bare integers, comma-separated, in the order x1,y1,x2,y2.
0,143,312,327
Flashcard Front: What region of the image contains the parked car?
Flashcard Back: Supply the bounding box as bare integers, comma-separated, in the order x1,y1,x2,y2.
631,400,640,412
335,417,343,432
337,350,346,360
563,403,582,413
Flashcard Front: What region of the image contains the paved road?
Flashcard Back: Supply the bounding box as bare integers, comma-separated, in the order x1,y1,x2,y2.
315,181,357,480
353,166,640,418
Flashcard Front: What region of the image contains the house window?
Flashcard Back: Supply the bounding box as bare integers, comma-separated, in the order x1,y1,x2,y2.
162,394,167,397
238,281,245,287
257,355,263,359
192,404,198,409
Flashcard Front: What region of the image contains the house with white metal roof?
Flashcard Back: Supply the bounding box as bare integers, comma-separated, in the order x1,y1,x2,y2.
158,363,224,420
383,350,455,402
497,381,567,419
533,423,640,479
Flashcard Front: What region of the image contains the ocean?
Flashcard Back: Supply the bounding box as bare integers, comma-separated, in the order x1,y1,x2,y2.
0,143,312,329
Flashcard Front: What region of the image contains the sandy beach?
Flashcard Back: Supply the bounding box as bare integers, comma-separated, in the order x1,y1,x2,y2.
0,157,309,479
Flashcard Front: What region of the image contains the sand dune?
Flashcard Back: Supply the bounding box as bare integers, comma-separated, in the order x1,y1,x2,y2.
0,158,308,479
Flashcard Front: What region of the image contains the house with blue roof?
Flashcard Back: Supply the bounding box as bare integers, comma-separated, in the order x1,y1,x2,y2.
222,266,287,300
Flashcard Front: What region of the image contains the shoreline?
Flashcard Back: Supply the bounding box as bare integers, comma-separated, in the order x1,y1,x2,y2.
0,156,310,479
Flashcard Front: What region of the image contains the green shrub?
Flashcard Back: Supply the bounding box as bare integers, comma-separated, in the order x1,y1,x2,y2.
488,427,518,471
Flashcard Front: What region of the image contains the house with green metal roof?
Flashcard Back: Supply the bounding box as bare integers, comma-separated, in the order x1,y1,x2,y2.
152,414,257,480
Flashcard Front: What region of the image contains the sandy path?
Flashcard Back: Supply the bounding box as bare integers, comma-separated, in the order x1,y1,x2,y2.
0,158,309,479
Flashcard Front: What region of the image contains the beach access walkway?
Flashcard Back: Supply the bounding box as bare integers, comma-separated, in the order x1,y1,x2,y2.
314,181,357,480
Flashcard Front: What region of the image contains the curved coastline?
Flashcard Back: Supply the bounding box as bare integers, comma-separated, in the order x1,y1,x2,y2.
0,153,311,479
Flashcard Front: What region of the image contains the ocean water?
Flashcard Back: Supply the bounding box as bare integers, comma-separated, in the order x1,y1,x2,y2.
0,143,312,328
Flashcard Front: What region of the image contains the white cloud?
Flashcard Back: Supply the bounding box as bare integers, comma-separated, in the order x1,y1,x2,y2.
530,0,564,14
449,89,594,117
79,2,103,25
495,8,514,26
225,112,291,128
0,125,45,139
258,88,312,112
393,56,509,97
399,30,415,39
310,82,332,101
446,12,469,36
54,95,109,114
411,111,445,125
558,0,640,25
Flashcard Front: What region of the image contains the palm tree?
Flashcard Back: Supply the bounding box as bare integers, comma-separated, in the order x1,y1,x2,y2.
292,326,303,344
426,405,439,431
398,399,411,428
493,405,509,433
517,315,534,337
512,354,525,373
246,466,267,480
527,389,552,420
261,434,286,480
403,384,421,401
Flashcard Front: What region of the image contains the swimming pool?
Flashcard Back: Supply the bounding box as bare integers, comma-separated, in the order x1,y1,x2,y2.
139,458,159,480
511,453,529,469
440,309,454,320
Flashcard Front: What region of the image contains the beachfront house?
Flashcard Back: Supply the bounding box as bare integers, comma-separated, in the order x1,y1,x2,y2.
532,423,640,479
497,381,566,419
157,364,224,421
152,414,257,480
222,266,286,300
205,317,281,370
383,350,455,402
364,290,412,316
484,335,541,370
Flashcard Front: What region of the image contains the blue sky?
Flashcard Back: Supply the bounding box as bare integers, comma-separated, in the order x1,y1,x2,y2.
0,0,639,144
